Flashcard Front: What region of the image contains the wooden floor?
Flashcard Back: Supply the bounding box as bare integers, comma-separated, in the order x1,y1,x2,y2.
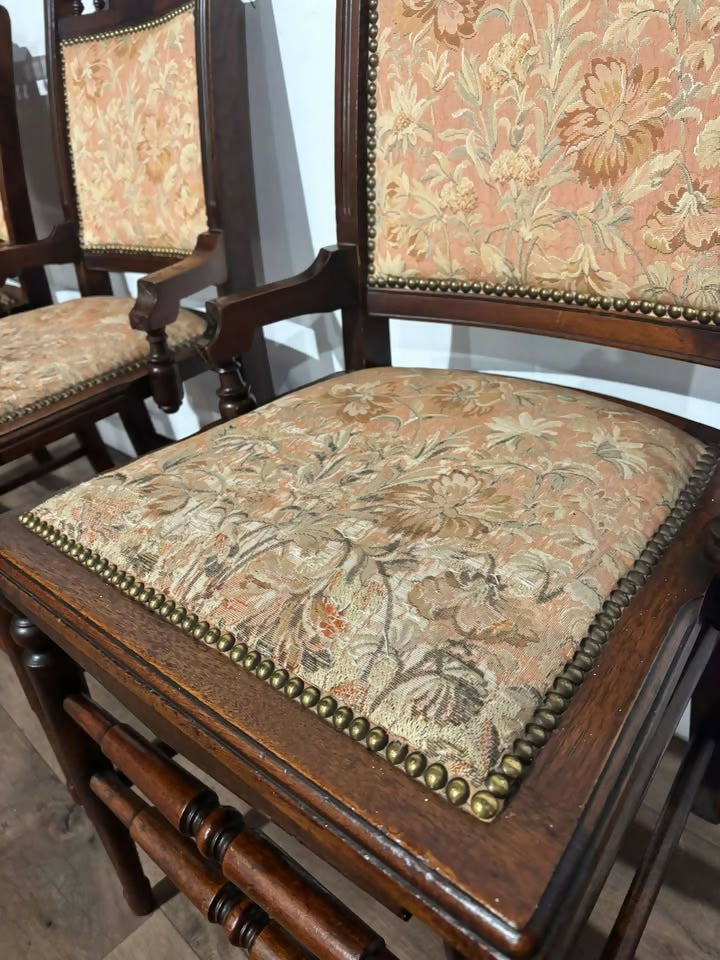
1,446,719,959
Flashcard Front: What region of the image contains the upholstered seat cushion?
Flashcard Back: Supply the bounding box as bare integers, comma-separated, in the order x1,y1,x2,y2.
21,369,715,820
0,296,205,425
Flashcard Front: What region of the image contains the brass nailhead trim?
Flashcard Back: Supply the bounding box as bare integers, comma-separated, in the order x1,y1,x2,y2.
18,446,718,823
59,2,195,46
362,0,720,326
0,336,200,426
59,3,199,255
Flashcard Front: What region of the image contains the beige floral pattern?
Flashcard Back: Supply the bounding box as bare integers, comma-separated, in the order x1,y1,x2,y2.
61,4,208,254
0,296,204,422
0,201,9,244
374,0,720,308
29,368,705,806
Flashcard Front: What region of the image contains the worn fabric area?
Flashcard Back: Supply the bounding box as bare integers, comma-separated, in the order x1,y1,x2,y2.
0,296,204,422
62,4,208,253
30,368,706,793
373,0,720,308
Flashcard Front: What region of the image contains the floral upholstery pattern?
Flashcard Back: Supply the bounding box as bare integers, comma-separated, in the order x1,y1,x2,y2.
0,200,9,244
373,1,720,309
61,3,208,254
27,368,706,816
0,296,204,424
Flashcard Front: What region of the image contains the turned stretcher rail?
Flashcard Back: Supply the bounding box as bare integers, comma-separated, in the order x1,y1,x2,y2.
91,770,312,959
65,693,398,960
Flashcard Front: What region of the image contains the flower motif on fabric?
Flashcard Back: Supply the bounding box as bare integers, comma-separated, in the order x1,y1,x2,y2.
373,1,720,309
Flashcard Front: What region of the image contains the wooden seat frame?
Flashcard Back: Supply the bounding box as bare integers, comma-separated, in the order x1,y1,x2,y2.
0,0,272,501
1,0,720,957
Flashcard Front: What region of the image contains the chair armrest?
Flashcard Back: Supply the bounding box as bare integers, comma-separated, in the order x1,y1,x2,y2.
204,243,360,362
0,222,78,279
129,231,227,333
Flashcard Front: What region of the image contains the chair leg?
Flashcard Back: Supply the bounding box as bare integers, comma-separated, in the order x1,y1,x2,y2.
691,629,720,823
118,395,168,456
9,611,156,916
76,424,115,474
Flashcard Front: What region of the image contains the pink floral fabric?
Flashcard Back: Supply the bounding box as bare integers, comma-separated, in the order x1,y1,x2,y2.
0,296,204,422
373,1,720,308
61,3,208,254
29,369,705,805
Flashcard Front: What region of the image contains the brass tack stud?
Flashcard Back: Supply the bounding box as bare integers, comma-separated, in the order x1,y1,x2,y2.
193,621,210,642
204,627,221,647
513,740,536,763
386,741,408,765
317,695,338,719
424,763,448,791
471,791,500,820
270,668,289,690
256,659,274,681
230,643,248,663
366,728,388,752
404,752,427,778
300,686,321,709
182,615,199,636
487,773,510,797
446,778,470,806
284,678,304,699
170,606,186,626
243,650,261,672
349,717,370,741
333,706,353,730
499,755,524,780
216,632,234,652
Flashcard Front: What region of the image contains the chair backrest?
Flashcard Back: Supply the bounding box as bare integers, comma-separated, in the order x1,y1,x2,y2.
337,0,720,370
0,5,52,308
46,0,257,294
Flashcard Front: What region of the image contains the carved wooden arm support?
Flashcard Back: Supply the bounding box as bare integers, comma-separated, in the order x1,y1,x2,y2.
204,243,360,364
0,221,78,281
129,230,227,333
128,231,227,414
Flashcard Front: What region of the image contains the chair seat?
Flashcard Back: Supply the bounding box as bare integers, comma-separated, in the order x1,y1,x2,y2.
19,368,715,821
0,296,205,426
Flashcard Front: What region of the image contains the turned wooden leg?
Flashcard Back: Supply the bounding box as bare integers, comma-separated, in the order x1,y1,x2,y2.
10,613,155,915
690,615,720,823
216,359,256,420
118,395,168,456
75,424,115,473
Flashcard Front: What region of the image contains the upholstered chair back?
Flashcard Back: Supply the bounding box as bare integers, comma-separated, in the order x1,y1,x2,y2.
56,1,208,257
370,0,720,321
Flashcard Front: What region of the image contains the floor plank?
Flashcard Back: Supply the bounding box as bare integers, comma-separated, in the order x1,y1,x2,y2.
0,703,148,960
103,913,199,960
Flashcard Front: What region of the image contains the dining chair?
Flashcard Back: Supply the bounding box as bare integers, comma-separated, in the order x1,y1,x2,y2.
0,0,271,502
2,1,719,957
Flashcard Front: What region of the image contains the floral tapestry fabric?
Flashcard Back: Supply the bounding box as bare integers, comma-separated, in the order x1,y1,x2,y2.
0,201,10,244
61,4,208,254
0,296,204,423
373,0,720,308
29,368,705,810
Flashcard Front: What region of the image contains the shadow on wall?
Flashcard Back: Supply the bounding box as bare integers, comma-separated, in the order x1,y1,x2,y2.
244,0,342,396
11,43,76,296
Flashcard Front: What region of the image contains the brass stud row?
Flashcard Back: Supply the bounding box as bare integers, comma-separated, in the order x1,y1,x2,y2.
60,1,195,47
366,275,720,326
362,0,720,326
0,335,199,427
18,446,718,822
83,243,196,259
